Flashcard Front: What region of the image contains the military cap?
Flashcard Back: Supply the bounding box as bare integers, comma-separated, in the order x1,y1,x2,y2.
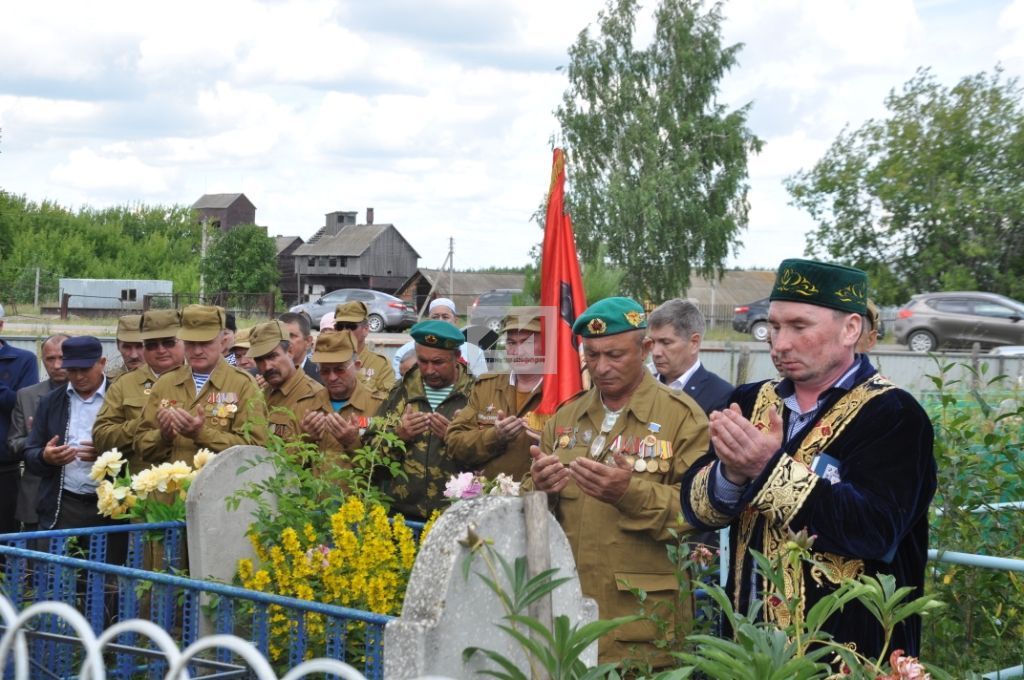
62,336,104,369
572,297,647,337
247,320,289,359
770,258,868,315
231,327,252,350
178,304,226,342
501,314,542,334
864,299,880,331
410,320,463,350
116,314,143,343
334,301,368,324
312,329,357,364
139,309,182,341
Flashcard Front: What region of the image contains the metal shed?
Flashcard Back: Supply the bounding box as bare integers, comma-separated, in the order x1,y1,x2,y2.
59,278,173,311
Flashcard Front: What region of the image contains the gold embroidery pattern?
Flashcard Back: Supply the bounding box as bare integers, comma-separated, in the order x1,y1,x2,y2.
741,375,898,623
834,282,866,305
733,507,757,612
775,268,820,297
689,463,732,527
810,552,865,587
751,457,818,526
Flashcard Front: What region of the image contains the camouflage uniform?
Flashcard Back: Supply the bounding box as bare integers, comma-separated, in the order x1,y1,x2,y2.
371,364,474,521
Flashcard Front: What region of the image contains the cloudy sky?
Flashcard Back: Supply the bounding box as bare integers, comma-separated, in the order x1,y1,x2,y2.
1,0,1022,275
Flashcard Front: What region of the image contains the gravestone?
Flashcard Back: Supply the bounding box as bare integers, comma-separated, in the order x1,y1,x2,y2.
384,494,598,679
185,445,277,586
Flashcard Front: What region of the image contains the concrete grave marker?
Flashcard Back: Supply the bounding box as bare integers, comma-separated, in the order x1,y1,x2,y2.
185,444,277,586
384,494,598,679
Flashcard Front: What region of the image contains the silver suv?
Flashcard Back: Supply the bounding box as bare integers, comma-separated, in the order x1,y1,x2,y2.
894,291,1024,352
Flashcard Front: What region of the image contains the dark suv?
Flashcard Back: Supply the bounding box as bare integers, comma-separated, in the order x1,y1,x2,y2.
469,289,522,332
894,291,1024,352
732,298,770,341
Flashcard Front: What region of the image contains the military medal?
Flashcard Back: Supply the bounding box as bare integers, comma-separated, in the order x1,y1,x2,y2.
558,434,571,449
633,458,646,472
581,430,593,445
646,458,659,473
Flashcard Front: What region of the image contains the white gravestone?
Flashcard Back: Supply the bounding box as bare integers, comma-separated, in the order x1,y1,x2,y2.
384,495,598,679
185,445,278,586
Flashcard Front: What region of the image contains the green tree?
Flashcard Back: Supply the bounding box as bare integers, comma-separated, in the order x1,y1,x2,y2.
201,224,278,296
786,67,1024,304
556,0,761,304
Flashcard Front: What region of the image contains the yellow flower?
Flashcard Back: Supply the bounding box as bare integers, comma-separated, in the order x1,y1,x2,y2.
340,496,366,525
281,527,302,559
238,558,254,583
303,523,317,543
96,481,119,517
89,448,125,482
131,468,160,499
193,447,215,470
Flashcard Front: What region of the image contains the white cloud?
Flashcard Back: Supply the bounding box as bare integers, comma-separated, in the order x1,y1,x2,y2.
50,148,172,194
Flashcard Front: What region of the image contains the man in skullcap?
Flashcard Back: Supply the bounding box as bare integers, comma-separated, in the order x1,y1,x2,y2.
680,259,935,659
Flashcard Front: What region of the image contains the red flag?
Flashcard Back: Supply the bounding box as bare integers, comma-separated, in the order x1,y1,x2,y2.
537,148,587,415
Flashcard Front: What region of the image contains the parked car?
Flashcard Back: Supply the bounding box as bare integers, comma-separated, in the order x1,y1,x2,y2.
289,288,416,332
469,289,523,332
732,298,770,341
733,297,888,343
893,291,1024,352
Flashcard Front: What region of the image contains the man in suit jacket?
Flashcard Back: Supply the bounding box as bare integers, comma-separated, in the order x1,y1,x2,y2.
647,298,733,415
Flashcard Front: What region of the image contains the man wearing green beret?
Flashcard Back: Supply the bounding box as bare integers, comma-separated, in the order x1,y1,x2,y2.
527,296,709,667
248,320,331,443
94,309,185,473
680,259,936,660
135,305,268,468
370,319,475,521
334,301,396,397
447,314,545,479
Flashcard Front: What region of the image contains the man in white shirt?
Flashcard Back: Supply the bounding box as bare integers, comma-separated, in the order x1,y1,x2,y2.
24,336,112,530
647,299,733,415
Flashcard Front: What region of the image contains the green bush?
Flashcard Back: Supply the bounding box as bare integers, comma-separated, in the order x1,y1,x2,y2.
922,359,1024,675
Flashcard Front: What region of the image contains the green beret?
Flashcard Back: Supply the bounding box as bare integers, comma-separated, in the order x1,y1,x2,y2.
410,320,463,349
572,297,647,338
770,259,868,315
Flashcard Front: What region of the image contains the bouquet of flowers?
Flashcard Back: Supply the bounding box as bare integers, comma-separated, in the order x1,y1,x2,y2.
443,471,521,502
89,447,216,522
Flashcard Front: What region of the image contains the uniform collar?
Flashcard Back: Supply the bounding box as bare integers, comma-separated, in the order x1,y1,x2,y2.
269,367,307,398
582,370,662,428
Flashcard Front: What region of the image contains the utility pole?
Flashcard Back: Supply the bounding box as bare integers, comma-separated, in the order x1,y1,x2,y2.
199,219,208,301
448,236,454,302
33,267,40,309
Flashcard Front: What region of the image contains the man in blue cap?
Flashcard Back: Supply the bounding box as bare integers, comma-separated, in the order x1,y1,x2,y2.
527,296,709,667
24,336,114,530
680,258,936,660
370,319,475,521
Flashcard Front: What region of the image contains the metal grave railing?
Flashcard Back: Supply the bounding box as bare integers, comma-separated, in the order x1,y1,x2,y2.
0,522,393,679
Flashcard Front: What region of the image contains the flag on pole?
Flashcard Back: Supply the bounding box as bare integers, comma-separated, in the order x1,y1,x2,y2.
537,148,587,415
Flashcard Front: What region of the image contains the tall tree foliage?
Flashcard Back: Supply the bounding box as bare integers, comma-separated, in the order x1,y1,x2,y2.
787,68,1024,304
201,224,278,296
0,192,202,302
556,0,761,303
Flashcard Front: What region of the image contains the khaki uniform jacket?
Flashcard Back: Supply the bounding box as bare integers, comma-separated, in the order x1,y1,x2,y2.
358,346,395,396
529,372,709,665
371,365,475,521
265,368,330,442
446,372,542,480
134,359,267,467
94,365,162,473
318,380,385,470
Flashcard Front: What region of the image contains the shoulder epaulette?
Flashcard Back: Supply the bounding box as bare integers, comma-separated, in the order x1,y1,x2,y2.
556,388,588,410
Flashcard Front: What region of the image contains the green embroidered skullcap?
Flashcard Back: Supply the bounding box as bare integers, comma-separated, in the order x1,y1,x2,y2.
247,320,289,359
410,320,463,350
770,259,868,315
572,297,647,337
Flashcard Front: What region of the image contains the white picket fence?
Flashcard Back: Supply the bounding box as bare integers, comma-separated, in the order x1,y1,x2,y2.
0,595,370,680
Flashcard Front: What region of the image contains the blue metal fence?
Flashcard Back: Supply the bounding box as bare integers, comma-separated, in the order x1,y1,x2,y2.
0,522,393,679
